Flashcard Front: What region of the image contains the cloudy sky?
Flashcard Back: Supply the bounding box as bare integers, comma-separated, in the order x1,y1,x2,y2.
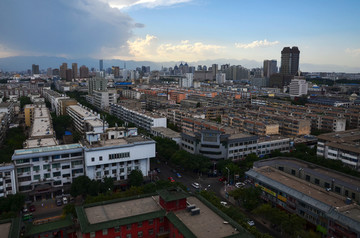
0,0,359,70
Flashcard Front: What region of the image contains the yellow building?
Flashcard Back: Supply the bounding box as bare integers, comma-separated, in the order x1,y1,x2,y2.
24,104,35,127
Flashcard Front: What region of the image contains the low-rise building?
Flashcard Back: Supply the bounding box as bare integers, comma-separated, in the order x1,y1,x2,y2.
75,188,253,238
12,144,84,201
246,157,360,237
81,127,155,182
150,127,181,144
0,163,17,198
110,103,167,131
317,129,360,170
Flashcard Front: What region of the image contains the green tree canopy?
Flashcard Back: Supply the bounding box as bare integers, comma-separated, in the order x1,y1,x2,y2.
19,96,32,108
128,170,144,187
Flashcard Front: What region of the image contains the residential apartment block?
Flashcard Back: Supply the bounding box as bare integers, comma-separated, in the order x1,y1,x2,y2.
12,144,84,201
317,129,360,170
0,163,17,198
110,103,167,131
246,157,360,237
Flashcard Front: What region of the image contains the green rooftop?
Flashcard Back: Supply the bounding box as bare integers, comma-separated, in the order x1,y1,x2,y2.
157,187,188,202
25,216,73,236
13,143,82,156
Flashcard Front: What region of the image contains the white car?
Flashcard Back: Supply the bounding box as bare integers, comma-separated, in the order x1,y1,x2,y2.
220,201,228,206
235,182,245,188
247,220,255,226
191,182,200,189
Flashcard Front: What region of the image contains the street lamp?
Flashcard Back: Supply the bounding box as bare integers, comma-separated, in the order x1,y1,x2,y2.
225,167,230,191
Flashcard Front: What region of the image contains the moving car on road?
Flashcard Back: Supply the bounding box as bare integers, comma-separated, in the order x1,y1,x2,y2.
168,177,175,183
191,182,200,189
247,220,255,226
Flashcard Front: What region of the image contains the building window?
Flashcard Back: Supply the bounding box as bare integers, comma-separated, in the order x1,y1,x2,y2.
32,157,39,162
352,193,356,199
91,157,95,162
279,166,284,171
148,229,154,235
138,221,142,227
148,219,153,225
127,224,131,230
325,182,330,188
345,190,349,197
159,217,164,223
33,166,40,172
103,229,108,235
138,231,143,237
291,169,295,175
315,178,320,185
53,180,62,186
305,175,310,181
159,226,164,233
335,186,341,194
33,175,40,181
99,156,103,161
62,165,70,170
112,169,117,174
114,226,120,233
126,234,132,238
90,232,95,238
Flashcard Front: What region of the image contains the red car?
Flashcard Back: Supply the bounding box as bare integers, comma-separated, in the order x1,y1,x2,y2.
219,177,227,182
168,177,175,183
29,205,36,212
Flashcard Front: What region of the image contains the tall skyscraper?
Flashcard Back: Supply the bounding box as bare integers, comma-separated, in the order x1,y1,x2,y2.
112,66,120,78
280,47,300,76
212,64,218,80
263,60,277,78
99,59,104,71
72,63,78,79
80,65,89,78
60,63,67,79
66,69,72,81
32,64,39,75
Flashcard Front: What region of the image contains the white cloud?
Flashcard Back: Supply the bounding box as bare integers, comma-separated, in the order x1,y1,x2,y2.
123,35,225,61
235,39,279,49
346,48,360,56
104,0,192,9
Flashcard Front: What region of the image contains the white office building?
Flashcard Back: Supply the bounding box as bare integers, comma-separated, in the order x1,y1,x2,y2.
289,79,308,98
82,127,155,182
180,73,194,88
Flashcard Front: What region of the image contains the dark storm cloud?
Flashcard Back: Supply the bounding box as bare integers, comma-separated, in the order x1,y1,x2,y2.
0,0,141,57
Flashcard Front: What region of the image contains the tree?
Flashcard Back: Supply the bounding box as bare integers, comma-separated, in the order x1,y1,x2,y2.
128,170,144,187
229,187,261,211
19,96,31,108
70,176,92,197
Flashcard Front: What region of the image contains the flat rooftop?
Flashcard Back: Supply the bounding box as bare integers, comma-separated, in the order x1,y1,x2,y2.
25,138,58,148
30,117,54,138
83,135,153,148
13,143,82,156
86,118,105,127
151,127,181,138
175,197,240,238
339,205,360,222
34,107,49,118
255,158,360,191
68,105,97,118
85,196,162,224
0,223,11,238
255,166,347,208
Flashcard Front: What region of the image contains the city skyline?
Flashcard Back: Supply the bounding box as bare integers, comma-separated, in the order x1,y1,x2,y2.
0,0,359,72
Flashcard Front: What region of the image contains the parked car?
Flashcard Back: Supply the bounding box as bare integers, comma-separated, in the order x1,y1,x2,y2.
155,168,161,173
220,201,228,207
191,182,200,189
219,177,227,182
29,205,36,212
247,220,255,226
176,173,182,178
168,177,175,183
56,199,62,206
63,197,68,205
22,206,28,213
235,182,245,188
